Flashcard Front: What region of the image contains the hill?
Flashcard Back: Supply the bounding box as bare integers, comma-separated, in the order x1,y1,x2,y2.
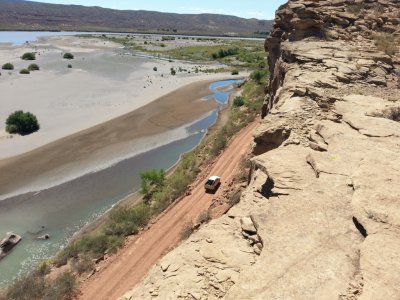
0,0,273,36
123,0,400,299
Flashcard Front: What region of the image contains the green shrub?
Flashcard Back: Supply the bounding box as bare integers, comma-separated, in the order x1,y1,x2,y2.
5,110,40,135
210,132,228,155
2,63,14,70
28,63,40,71
21,52,36,60
63,52,74,59
19,69,30,74
250,69,267,84
233,96,245,107
104,203,151,237
153,66,158,71
67,64,72,68
211,47,239,59
37,261,51,276
169,171,191,199
76,234,115,256
140,169,165,197
231,70,239,75
162,36,175,41
170,68,176,76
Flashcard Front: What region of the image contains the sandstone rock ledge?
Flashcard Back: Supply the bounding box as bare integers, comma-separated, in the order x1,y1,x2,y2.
122,1,399,299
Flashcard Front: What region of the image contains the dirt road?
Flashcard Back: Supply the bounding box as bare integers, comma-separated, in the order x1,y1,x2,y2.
79,120,259,300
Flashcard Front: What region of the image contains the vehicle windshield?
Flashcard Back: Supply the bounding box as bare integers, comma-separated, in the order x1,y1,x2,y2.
206,179,214,185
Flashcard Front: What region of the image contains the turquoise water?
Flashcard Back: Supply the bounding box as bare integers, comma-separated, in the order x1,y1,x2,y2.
0,79,242,286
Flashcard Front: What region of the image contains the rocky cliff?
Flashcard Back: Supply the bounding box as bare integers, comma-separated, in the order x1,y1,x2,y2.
122,1,400,299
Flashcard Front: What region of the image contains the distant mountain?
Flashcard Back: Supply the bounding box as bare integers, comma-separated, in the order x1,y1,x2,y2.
0,0,273,37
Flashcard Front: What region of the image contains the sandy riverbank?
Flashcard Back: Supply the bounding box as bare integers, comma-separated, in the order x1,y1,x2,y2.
0,34,247,198
0,78,245,198
0,35,241,159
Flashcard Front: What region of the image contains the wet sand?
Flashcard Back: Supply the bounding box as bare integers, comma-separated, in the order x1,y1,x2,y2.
0,78,232,198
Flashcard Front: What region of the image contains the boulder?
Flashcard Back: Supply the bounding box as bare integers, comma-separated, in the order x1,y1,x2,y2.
240,217,257,234
0,232,22,260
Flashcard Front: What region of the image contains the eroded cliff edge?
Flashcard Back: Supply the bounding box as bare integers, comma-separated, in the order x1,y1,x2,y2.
122,1,400,299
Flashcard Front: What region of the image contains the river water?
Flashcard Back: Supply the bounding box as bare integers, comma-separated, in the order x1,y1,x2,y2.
0,79,241,286
0,31,103,45
0,31,264,46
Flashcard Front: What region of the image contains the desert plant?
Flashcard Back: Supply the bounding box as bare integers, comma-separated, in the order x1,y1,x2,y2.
153,66,158,71
211,47,239,59
140,169,166,198
210,132,228,155
170,68,176,75
197,210,211,224
5,110,40,135
72,255,94,275
37,261,51,276
162,36,175,41
347,3,364,15
44,272,77,300
19,69,30,74
21,52,36,60
229,191,242,205
250,69,267,84
67,64,72,68
373,33,398,56
168,170,191,199
63,52,74,59
3,273,45,300
233,96,245,107
231,69,239,75
27,63,40,71
104,203,151,237
2,63,14,70
180,222,194,240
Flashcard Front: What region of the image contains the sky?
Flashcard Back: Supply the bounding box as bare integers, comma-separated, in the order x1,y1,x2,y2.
28,0,287,20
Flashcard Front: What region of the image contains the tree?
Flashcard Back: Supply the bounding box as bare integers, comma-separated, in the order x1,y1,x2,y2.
21,52,36,60
5,110,40,135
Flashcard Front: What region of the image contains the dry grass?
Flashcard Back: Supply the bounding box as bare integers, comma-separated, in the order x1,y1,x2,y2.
370,106,400,122
373,33,399,56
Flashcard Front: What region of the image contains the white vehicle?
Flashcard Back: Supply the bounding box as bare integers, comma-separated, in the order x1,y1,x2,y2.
204,176,221,192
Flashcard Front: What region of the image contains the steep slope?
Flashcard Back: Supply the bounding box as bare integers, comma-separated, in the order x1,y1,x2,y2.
0,0,272,36
122,1,400,299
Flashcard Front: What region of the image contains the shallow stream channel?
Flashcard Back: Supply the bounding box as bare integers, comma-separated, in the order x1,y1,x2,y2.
0,79,242,286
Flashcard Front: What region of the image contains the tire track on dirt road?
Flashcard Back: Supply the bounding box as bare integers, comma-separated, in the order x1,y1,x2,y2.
79,120,258,300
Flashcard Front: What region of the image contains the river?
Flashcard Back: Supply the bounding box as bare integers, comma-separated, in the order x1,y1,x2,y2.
0,79,241,286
